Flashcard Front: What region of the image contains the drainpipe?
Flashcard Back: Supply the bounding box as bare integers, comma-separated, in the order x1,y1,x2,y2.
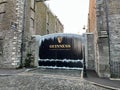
20,0,27,68
104,0,111,77
83,28,87,78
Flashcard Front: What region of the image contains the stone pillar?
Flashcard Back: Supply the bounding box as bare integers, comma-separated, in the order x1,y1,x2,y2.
32,36,41,67
28,36,40,67
95,0,110,78
108,0,120,78
9,0,24,68
84,33,95,70
0,0,24,68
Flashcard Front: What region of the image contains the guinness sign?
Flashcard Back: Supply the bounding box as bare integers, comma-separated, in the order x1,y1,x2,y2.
39,33,83,60
49,44,71,49
48,36,72,50
57,36,62,43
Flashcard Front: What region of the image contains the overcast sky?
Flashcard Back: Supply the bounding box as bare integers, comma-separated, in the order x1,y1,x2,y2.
45,0,89,34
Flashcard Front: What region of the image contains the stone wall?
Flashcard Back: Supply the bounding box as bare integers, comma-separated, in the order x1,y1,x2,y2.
0,0,24,68
95,0,110,78
55,17,64,33
35,2,47,35
95,0,120,78
107,0,120,78
29,35,40,67
35,2,64,36
84,33,95,70
0,0,64,68
21,0,36,67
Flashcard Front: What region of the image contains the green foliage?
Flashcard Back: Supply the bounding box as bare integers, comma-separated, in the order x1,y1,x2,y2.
24,53,34,68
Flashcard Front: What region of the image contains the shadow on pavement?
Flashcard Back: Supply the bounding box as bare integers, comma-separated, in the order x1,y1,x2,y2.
84,70,120,89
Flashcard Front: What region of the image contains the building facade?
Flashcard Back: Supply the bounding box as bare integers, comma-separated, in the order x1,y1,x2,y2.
88,0,120,78
87,0,96,33
105,0,120,78
35,2,64,35
0,0,24,68
0,0,64,68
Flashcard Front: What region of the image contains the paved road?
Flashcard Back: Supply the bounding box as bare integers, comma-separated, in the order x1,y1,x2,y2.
26,68,120,89
84,70,120,89
0,68,25,75
0,68,119,90
0,68,105,90
27,68,82,77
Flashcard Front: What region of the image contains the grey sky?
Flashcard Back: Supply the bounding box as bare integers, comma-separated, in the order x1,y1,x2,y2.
45,0,89,34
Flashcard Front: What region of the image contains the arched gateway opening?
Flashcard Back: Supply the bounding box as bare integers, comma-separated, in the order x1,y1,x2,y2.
39,33,84,70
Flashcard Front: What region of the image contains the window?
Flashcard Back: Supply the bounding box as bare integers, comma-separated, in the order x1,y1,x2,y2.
47,29,49,34
31,10,34,19
30,18,34,28
31,0,35,9
0,39,3,55
0,13,4,22
0,1,7,12
30,18,35,34
0,2,6,23
46,11,49,25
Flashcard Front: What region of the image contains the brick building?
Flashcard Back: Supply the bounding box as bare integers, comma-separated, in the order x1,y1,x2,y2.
87,0,96,33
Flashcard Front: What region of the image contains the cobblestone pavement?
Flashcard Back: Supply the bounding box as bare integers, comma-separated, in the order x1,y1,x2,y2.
0,68,119,90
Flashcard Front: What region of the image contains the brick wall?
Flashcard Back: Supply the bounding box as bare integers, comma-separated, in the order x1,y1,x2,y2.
87,0,96,33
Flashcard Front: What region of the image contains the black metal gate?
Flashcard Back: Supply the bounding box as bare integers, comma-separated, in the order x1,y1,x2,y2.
39,33,84,70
